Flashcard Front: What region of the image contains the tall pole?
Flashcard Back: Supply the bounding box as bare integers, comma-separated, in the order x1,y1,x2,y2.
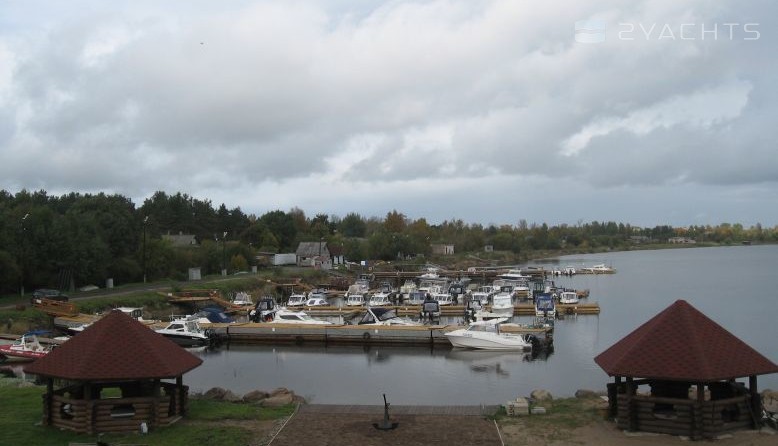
20,213,29,296
222,231,228,276
142,216,148,283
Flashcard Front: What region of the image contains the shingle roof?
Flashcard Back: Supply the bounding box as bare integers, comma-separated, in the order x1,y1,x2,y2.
594,299,778,381
25,310,202,380
296,242,328,257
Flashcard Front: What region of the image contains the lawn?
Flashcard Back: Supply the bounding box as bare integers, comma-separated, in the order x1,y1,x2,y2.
0,377,294,446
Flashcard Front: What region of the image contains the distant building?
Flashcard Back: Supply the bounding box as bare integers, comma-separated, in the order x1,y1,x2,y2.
162,231,198,247
668,236,696,244
328,244,346,265
431,243,455,255
484,245,494,252
629,236,651,244
296,241,332,269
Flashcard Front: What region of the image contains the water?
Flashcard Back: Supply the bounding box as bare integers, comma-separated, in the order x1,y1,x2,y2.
184,245,778,405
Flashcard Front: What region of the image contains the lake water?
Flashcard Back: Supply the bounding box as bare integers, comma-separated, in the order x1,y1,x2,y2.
184,245,778,405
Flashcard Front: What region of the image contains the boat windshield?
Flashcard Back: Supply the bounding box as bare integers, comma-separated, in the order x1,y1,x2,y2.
467,323,498,333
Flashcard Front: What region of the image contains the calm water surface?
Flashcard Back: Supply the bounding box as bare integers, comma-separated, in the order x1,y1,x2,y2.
184,245,778,405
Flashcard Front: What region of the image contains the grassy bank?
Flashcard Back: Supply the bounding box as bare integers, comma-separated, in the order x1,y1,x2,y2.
0,377,294,446
496,396,608,445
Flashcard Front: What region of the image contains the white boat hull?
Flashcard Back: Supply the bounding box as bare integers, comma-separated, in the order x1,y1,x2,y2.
445,331,530,351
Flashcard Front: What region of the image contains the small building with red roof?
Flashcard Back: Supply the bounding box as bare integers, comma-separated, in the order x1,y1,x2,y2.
595,299,778,440
25,310,203,434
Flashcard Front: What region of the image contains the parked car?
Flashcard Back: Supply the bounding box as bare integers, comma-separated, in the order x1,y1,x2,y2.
31,289,69,304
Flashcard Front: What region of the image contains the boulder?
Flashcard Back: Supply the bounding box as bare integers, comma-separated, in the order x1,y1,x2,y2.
575,389,603,399
204,387,241,402
531,389,553,401
262,393,294,407
243,390,270,403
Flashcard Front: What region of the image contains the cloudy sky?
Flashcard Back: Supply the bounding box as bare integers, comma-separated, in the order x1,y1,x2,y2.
1,1,776,227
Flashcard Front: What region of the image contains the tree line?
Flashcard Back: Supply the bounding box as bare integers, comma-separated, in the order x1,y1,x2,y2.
1,189,775,295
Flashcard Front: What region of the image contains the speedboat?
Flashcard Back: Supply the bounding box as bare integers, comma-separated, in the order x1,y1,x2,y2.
345,293,366,307
193,307,235,324
405,290,426,305
368,291,392,306
154,316,213,347
305,297,329,308
357,307,420,326
558,291,579,305
270,308,334,325
445,319,532,351
535,293,556,318
491,287,515,316
0,330,55,362
230,291,253,307
286,293,307,308
471,285,498,304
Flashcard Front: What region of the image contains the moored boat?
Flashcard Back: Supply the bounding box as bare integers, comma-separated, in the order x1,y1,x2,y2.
445,319,532,351
0,330,56,362
154,316,213,347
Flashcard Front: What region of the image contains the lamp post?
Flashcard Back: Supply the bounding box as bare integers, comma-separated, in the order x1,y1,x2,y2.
142,216,148,283
20,213,29,296
222,231,228,276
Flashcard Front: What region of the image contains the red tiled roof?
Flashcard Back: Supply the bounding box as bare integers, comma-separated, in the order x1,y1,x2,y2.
25,310,202,380
595,299,778,381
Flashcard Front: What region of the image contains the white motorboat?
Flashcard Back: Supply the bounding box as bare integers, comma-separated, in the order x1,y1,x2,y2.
230,291,253,307
491,287,515,316
154,316,213,347
356,307,421,326
558,291,579,304
445,319,532,351
345,293,366,307
271,308,333,325
405,290,426,305
471,285,498,304
581,263,615,274
368,291,392,306
399,280,418,301
286,293,307,308
305,297,329,308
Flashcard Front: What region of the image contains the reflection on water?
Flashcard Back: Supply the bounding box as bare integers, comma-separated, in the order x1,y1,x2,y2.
184,246,778,405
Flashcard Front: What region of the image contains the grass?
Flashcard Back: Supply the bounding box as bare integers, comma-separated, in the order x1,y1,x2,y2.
0,378,294,446
496,397,607,445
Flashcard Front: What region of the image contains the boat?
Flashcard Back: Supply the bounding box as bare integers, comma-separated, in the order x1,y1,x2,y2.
535,293,556,318
154,316,213,347
193,306,235,324
249,297,278,322
464,298,503,324
0,330,56,362
230,291,254,307
405,290,426,305
286,293,307,308
491,286,515,316
356,307,421,326
581,263,615,274
305,297,329,308
399,280,418,302
70,307,158,334
497,269,530,281
368,291,392,306
471,285,498,304
270,308,334,325
558,291,579,305
345,293,366,307
444,319,532,351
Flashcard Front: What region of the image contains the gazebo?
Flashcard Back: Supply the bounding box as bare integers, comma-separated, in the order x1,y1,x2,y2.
595,299,778,440
25,310,203,434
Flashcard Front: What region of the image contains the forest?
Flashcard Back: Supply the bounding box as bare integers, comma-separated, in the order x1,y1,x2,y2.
1,189,775,295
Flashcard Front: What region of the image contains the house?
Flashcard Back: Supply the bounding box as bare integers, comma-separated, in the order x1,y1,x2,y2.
431,243,455,255
162,231,198,247
296,241,332,269
328,244,346,265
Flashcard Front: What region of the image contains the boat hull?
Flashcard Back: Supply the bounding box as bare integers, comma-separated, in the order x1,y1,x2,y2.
444,331,530,351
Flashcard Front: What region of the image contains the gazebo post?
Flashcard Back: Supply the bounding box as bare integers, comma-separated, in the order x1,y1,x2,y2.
44,378,54,426
626,377,636,432
151,379,161,429
693,382,704,440
749,375,759,428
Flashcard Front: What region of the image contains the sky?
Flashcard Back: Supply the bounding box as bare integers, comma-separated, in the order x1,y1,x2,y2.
1,0,776,228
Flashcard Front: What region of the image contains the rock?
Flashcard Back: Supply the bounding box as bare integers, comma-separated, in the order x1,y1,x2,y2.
262,393,294,407
270,387,292,397
763,389,778,413
243,390,270,403
531,389,553,401
575,389,602,399
204,387,229,400
204,387,241,402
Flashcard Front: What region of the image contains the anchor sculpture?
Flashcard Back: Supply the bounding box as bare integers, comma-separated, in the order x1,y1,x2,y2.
372,393,399,430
